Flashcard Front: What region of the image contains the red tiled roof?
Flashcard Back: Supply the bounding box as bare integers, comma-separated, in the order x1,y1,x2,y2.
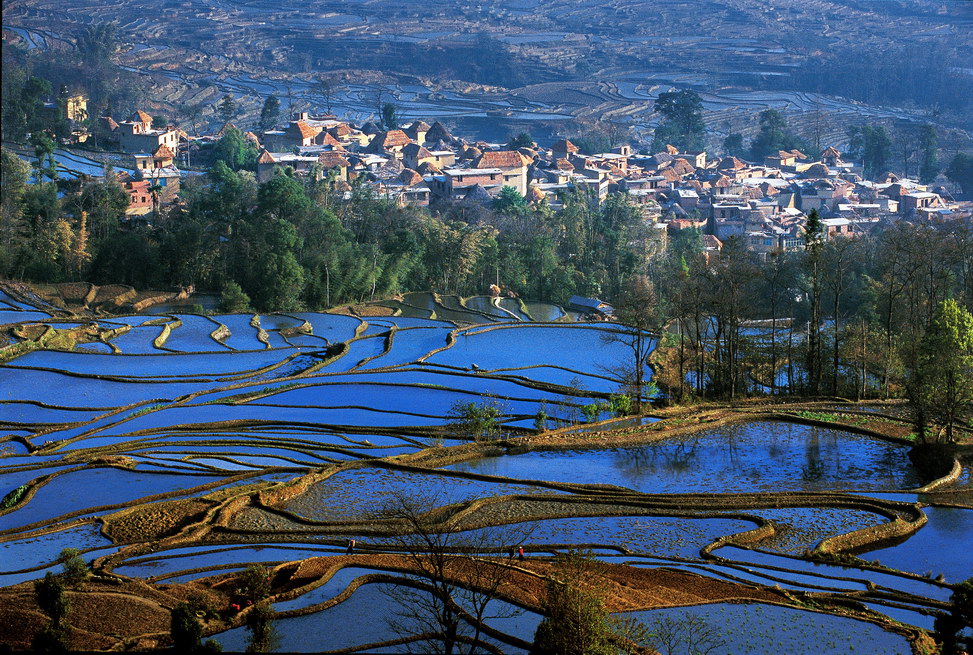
670,158,695,175
702,234,723,249
552,139,579,153
659,167,681,182
365,130,413,153
316,131,342,147
425,121,454,143
131,110,153,124
379,130,412,147
257,150,276,165
152,144,174,159
289,121,320,140
417,161,441,175
398,169,423,186
402,143,433,159
474,150,527,169
318,152,350,168
329,123,352,137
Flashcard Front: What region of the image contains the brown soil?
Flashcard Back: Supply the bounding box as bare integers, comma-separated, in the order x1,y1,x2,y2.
103,498,215,543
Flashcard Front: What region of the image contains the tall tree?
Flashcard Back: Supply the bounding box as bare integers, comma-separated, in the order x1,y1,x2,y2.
211,127,258,171
722,132,745,157
530,550,615,655
0,148,31,276
381,102,398,130
749,109,808,160
381,489,531,655
906,299,973,444
258,95,281,133
918,124,939,184
217,94,237,125
862,125,892,179
803,209,825,394
602,276,660,413
652,90,705,152
945,152,973,196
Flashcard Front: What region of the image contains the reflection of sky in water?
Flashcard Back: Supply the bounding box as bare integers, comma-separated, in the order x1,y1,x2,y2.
450,421,920,493
866,506,973,583
215,582,535,653
618,602,911,655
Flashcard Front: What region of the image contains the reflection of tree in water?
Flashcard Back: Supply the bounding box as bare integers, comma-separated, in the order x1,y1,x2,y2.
612,438,701,485
802,425,823,487
875,444,917,488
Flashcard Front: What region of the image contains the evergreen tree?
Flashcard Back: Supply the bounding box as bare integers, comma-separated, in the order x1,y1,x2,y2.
749,109,808,160
381,102,398,130
652,90,705,152
245,602,280,653
862,125,892,179
918,123,939,184
170,603,203,651
217,94,237,125
258,95,281,133
945,152,973,196
722,132,745,157
211,127,258,171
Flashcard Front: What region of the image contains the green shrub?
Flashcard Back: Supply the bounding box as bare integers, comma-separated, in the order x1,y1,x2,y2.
1,484,28,510
581,404,603,423
34,572,69,625
59,548,88,586
448,401,503,441
607,394,632,417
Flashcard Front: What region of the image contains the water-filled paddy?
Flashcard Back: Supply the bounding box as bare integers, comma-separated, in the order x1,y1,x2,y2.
449,421,920,493
866,505,973,583
159,315,228,352
0,468,225,531
618,602,912,655
0,523,111,572
0,298,945,651
6,348,305,378
426,324,639,373
284,467,555,521
215,581,531,653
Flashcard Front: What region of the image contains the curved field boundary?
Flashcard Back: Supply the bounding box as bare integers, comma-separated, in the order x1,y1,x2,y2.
815,514,928,555
0,466,262,537
914,458,962,493
152,318,181,350
351,325,396,370
251,315,271,349
210,321,231,347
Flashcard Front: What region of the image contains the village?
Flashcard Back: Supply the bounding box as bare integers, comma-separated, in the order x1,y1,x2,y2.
38,91,964,263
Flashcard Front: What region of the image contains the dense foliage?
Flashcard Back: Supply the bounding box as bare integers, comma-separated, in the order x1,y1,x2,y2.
0,149,658,310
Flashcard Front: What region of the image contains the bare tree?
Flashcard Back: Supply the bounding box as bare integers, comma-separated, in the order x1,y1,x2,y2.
638,610,727,655
380,488,534,655
602,276,660,413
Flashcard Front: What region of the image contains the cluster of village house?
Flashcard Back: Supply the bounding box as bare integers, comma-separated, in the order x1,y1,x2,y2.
87,102,969,259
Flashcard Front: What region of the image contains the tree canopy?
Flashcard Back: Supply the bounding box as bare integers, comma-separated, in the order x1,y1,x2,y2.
652,89,705,152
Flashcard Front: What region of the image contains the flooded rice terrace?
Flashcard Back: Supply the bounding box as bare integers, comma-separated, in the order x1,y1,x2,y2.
0,289,968,652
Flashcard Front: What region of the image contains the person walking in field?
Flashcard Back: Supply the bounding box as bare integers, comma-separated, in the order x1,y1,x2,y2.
346,539,356,555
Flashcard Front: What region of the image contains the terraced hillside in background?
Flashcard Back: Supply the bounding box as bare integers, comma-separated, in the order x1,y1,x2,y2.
4,0,971,145
0,284,970,653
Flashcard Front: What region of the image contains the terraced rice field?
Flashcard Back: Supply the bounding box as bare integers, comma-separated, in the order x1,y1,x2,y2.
0,288,967,652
